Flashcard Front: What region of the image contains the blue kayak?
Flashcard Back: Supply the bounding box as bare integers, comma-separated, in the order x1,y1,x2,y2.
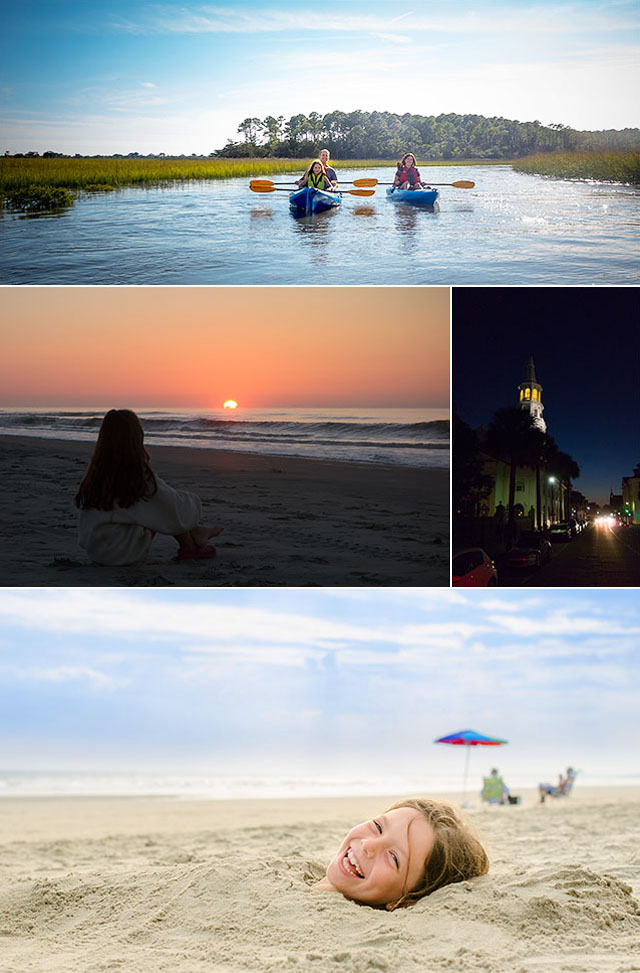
289,187,342,216
386,187,438,207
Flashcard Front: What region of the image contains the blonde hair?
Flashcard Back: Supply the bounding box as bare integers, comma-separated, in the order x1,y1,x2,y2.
385,798,488,910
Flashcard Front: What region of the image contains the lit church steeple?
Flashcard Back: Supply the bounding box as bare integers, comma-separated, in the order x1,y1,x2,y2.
517,356,546,432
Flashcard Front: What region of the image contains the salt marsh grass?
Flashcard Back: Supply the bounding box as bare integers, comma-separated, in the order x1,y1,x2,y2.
513,151,640,185
0,157,396,193
0,157,392,210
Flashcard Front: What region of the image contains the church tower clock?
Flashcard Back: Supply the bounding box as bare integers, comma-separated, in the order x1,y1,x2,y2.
518,356,546,433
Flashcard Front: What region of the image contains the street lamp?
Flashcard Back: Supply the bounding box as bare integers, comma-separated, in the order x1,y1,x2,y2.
548,476,556,523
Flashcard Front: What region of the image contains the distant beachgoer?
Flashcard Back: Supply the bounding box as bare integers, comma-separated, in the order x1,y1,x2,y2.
74,409,223,565
313,798,488,909
296,159,335,191
481,768,510,805
296,148,338,189
538,766,577,803
393,153,424,191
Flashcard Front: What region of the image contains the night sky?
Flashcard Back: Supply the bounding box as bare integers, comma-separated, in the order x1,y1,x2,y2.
453,287,639,506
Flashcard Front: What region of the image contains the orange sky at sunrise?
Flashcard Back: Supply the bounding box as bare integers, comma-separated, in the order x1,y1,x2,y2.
0,287,449,408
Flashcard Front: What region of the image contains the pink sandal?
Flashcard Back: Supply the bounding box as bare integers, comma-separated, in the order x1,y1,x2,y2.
177,544,217,561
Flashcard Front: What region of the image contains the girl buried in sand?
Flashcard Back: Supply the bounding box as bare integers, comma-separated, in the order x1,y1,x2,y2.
314,798,488,909
75,409,223,566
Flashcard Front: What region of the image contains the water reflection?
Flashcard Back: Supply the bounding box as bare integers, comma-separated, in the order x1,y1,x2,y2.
290,209,338,257
391,201,438,241
249,208,275,223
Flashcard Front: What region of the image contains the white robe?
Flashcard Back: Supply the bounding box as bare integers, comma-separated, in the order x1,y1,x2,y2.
78,477,202,565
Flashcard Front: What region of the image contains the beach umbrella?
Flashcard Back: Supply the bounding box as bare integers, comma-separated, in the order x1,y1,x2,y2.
435,729,508,805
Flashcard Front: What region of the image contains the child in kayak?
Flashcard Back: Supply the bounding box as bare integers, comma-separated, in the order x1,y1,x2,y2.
296,159,334,191
75,409,223,566
393,153,424,191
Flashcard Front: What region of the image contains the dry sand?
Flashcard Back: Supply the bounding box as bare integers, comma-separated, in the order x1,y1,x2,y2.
0,788,638,972
0,435,448,587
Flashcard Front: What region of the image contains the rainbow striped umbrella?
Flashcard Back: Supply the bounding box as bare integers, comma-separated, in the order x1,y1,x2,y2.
435,729,508,803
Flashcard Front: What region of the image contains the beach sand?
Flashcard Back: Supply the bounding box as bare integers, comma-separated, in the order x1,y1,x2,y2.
0,788,638,972
0,435,448,587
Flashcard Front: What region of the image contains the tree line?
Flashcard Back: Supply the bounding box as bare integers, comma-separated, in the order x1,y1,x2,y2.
217,110,640,160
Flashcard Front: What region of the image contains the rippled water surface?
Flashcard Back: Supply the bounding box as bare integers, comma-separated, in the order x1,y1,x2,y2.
1,165,638,284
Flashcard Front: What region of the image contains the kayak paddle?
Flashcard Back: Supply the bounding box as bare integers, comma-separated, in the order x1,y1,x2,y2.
250,185,375,196
250,178,378,189
377,179,475,188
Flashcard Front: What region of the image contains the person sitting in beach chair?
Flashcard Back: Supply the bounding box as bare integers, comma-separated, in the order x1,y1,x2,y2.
538,767,577,803
312,797,488,910
481,768,510,805
392,153,424,191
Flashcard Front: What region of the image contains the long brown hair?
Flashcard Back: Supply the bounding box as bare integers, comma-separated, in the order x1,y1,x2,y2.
74,409,157,511
385,798,489,910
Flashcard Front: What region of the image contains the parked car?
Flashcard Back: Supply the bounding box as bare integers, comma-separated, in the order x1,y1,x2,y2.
452,548,498,587
505,532,552,569
549,522,573,542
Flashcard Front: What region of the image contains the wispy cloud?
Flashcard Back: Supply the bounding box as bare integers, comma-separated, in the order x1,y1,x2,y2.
110,3,640,37
0,664,117,688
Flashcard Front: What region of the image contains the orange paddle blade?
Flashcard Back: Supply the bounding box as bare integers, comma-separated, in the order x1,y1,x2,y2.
348,189,375,196
451,180,475,188
249,184,277,193
352,178,378,187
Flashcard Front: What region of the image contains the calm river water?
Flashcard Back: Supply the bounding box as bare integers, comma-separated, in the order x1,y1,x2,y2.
1,165,638,285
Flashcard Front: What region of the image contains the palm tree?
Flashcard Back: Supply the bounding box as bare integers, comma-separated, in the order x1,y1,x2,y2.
549,450,581,520
486,408,547,536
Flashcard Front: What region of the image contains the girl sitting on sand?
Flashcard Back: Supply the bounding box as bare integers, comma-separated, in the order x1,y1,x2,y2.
393,153,424,191
296,160,334,191
313,798,488,909
74,409,223,566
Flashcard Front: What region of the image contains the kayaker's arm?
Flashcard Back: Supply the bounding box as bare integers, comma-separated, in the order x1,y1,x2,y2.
295,163,313,188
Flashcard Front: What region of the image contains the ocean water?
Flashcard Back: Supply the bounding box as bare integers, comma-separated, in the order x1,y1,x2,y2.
0,771,636,799
0,406,449,468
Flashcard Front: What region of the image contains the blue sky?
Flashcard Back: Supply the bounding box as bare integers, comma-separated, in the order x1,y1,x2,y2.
2,0,638,154
0,588,638,781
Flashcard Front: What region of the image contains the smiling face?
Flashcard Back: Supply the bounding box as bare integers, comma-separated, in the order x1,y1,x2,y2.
325,807,436,907
402,154,415,168
319,149,330,164
311,162,323,175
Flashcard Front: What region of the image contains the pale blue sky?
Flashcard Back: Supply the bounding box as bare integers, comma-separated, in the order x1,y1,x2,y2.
0,588,638,780
2,1,638,154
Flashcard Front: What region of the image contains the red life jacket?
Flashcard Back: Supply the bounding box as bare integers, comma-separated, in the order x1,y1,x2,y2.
396,164,420,185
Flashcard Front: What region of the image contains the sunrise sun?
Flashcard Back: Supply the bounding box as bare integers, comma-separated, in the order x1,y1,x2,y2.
223,400,238,409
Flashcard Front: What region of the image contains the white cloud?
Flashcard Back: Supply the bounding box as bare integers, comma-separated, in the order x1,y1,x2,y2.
0,664,116,687
111,4,640,38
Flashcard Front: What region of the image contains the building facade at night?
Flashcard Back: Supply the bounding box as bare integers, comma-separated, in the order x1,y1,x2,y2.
622,463,640,524
481,357,562,529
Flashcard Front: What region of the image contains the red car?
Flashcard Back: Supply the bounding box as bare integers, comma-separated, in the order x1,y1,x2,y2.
452,549,498,587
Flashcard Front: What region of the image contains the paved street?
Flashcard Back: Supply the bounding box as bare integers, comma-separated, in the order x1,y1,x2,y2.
499,524,640,587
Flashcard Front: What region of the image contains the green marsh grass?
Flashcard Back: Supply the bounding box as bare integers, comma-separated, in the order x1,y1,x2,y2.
513,151,640,184
0,155,494,211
